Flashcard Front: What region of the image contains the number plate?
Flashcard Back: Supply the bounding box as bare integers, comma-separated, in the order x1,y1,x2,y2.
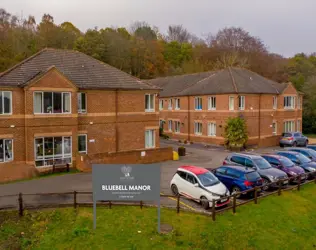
283,180,288,184
221,198,228,203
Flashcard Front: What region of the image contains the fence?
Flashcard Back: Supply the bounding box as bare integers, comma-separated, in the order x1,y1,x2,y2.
0,172,315,221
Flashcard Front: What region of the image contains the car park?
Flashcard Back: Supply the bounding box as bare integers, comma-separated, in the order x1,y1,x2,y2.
223,153,289,190
275,151,316,179
209,165,263,198
261,154,306,183
279,132,308,147
170,165,230,209
287,147,316,161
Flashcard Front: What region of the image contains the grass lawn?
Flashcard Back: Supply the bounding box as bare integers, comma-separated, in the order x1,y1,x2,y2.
1,184,316,250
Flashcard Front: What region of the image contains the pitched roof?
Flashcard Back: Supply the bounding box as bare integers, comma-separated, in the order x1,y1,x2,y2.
0,48,160,90
147,67,289,97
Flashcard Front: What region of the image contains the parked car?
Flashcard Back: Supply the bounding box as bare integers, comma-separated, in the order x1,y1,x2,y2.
261,154,306,183
275,151,316,179
287,147,316,161
170,165,230,209
223,153,289,190
307,145,316,151
279,132,308,147
209,165,263,198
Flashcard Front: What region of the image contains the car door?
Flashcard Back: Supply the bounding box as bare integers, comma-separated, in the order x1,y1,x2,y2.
294,133,303,145
225,168,240,189
184,173,200,200
175,170,188,195
214,167,230,188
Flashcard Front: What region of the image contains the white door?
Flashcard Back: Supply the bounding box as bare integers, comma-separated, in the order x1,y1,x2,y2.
184,173,201,200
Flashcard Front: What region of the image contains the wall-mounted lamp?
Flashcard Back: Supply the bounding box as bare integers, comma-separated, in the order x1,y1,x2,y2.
10,125,15,128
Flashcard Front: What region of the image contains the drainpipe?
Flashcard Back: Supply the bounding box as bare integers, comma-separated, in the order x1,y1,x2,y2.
115,89,119,152
187,96,190,142
24,89,28,163
258,94,262,142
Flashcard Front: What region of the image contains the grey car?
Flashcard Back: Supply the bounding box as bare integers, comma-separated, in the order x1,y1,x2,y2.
223,153,289,191
279,132,309,147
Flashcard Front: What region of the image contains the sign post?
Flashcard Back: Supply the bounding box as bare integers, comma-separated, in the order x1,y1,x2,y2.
92,163,161,232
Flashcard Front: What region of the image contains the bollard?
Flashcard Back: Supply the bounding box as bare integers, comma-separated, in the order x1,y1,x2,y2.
233,194,237,213
297,175,301,191
278,181,282,196
74,191,77,209
18,193,23,217
176,195,180,214
212,199,216,221
254,187,258,204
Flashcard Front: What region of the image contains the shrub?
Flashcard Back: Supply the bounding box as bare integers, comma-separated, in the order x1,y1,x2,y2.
184,140,188,144
178,139,182,143
224,117,248,149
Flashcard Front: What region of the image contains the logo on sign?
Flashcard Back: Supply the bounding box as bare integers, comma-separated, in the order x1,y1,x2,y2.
120,165,134,180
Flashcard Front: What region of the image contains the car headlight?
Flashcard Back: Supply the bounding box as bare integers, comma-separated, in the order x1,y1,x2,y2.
289,171,297,175
269,175,277,180
308,167,316,172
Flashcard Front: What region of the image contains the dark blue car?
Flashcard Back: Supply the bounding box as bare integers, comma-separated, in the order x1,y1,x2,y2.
209,165,263,198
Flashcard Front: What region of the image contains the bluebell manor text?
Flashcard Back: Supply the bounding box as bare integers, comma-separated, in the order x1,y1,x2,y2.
101,185,152,191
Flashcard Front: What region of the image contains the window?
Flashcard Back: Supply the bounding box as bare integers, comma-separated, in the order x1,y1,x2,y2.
175,98,180,110
177,170,187,180
159,120,164,129
0,139,13,162
229,96,234,110
145,129,155,148
297,120,301,132
231,156,245,165
0,91,12,115
168,120,172,131
245,159,254,168
284,121,295,132
168,99,172,110
34,136,72,167
174,121,180,133
297,96,302,109
159,99,164,110
195,97,202,110
78,134,87,153
145,94,155,112
284,96,295,109
186,174,197,184
197,172,220,186
208,122,216,136
238,96,245,110
208,96,216,110
273,96,277,109
226,168,241,178
272,121,277,135
78,93,87,113
194,122,202,135
34,92,71,114
215,167,227,175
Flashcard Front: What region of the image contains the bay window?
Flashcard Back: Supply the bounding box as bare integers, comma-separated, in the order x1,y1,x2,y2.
0,91,12,115
34,92,71,114
35,136,72,167
0,139,13,162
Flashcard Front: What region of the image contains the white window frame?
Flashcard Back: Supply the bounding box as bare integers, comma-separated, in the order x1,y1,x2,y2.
284,121,295,133
175,98,180,110
33,91,72,114
78,92,87,114
239,96,245,110
208,122,216,137
145,129,155,149
168,99,173,110
284,96,295,110
195,97,202,110
174,121,180,133
78,134,87,154
272,121,277,135
145,93,155,112
0,139,14,163
273,96,277,110
208,96,216,110
229,96,234,111
168,120,172,131
0,91,12,115
297,120,301,132
34,136,72,168
159,99,164,110
194,122,202,135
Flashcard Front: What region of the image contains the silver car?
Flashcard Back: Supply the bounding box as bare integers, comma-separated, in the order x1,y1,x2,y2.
279,132,308,147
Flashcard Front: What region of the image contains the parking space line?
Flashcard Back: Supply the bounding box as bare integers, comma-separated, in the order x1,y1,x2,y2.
160,192,197,211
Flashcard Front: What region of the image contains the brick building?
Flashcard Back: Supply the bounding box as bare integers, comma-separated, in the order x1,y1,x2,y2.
0,48,171,182
148,67,303,147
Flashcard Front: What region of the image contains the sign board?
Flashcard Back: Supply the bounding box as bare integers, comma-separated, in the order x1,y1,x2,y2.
92,163,161,231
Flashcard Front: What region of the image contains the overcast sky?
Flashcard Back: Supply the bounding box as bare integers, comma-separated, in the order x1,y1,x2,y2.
3,0,316,57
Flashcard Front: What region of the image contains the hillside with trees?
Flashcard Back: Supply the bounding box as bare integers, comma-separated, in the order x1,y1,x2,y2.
1,8,316,133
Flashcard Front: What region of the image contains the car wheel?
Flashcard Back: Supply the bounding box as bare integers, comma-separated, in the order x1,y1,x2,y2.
171,184,179,196
231,186,241,199
200,196,209,210
292,142,297,147
262,178,270,191
279,143,284,148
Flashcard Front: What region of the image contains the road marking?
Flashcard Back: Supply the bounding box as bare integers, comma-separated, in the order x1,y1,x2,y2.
160,192,197,211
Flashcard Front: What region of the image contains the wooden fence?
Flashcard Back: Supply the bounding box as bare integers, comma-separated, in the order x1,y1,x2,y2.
0,172,315,221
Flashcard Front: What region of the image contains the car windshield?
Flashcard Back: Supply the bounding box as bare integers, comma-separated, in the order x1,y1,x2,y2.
253,158,272,169
245,171,260,181
297,153,312,163
282,133,292,137
279,158,295,168
306,149,316,158
197,171,220,187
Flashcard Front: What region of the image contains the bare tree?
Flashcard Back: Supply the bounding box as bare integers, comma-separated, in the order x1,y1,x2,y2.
213,51,249,69
166,24,191,43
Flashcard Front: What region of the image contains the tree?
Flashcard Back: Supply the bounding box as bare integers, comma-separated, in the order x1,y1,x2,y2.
224,117,248,149
131,21,157,40
166,24,191,43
